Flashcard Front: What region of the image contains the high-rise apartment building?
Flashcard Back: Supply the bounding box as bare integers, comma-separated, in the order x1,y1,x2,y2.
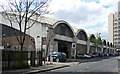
113,12,120,48
108,1,120,49
108,13,114,44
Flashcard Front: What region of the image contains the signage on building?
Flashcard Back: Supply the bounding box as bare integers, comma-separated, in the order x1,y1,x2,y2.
72,43,76,48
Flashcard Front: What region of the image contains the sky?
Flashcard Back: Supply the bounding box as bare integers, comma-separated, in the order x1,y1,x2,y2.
0,0,119,41
47,0,120,41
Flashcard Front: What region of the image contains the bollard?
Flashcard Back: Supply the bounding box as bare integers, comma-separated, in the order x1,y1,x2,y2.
44,57,45,64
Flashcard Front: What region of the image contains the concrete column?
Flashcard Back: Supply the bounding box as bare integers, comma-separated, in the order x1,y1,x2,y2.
0,50,2,74
87,40,90,53
114,49,115,53
109,48,111,53
95,47,97,52
101,47,103,53
53,41,58,52
68,43,72,59
73,36,77,59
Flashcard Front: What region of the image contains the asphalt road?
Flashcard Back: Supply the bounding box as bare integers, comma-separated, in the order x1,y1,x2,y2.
42,56,120,74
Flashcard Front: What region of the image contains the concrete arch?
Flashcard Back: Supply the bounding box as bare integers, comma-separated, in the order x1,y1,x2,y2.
76,29,88,41
110,43,112,47
110,43,113,53
52,20,75,58
106,42,110,53
76,29,88,54
89,34,96,54
89,34,95,41
107,42,110,47
102,40,106,46
102,39,107,53
52,20,75,37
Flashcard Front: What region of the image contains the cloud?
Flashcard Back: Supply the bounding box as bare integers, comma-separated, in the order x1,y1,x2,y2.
0,0,119,40
48,0,119,40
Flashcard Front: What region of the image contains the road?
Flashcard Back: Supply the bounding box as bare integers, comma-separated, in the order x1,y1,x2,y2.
41,56,120,74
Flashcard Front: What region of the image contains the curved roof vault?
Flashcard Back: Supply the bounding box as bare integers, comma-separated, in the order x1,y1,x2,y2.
107,42,110,46
88,34,95,40
76,29,88,40
37,17,75,36
102,39,106,46
52,20,75,36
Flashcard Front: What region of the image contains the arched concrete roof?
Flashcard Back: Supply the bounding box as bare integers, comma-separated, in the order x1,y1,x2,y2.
102,39,106,46
107,42,109,46
52,20,75,36
88,34,95,40
73,27,79,34
110,43,113,47
76,29,88,40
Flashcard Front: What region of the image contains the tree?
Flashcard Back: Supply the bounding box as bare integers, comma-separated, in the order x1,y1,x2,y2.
92,33,103,52
0,0,49,51
45,25,55,56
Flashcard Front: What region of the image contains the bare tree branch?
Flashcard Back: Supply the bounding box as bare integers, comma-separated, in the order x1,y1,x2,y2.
27,0,48,21
26,19,38,30
0,0,49,51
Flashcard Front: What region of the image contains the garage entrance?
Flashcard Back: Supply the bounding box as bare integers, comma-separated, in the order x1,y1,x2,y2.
58,41,69,58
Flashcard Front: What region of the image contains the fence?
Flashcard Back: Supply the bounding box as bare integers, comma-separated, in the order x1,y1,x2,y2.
1,50,42,70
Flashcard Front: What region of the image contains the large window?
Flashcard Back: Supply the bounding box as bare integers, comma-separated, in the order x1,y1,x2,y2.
60,24,66,36
77,32,87,41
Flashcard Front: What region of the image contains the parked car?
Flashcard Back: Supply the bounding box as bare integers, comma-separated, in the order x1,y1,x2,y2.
46,52,67,62
86,53,93,58
92,52,99,57
109,53,115,56
115,53,119,56
76,54,91,59
104,53,109,56
91,54,96,58
98,52,104,57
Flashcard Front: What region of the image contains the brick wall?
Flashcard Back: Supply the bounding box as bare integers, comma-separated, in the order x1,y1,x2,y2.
2,35,35,50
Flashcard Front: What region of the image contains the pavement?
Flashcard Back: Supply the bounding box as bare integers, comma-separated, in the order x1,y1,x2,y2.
2,61,79,74
49,57,119,73
2,56,117,74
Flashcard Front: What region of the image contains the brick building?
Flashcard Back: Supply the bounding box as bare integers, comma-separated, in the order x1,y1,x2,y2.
0,24,35,51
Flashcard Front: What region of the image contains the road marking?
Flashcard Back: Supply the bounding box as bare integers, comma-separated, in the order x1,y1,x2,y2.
112,67,119,72
79,69,82,71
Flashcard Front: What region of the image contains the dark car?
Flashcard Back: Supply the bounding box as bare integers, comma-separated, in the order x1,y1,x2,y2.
115,53,119,56
109,53,115,56
92,52,99,57
104,53,109,56
76,54,91,59
98,52,104,57
46,52,67,62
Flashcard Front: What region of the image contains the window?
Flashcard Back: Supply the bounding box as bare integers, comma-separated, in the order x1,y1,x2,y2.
79,32,83,40
60,24,66,36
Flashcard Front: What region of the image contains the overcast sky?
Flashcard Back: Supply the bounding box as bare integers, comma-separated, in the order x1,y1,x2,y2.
0,0,119,41
47,0,120,41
